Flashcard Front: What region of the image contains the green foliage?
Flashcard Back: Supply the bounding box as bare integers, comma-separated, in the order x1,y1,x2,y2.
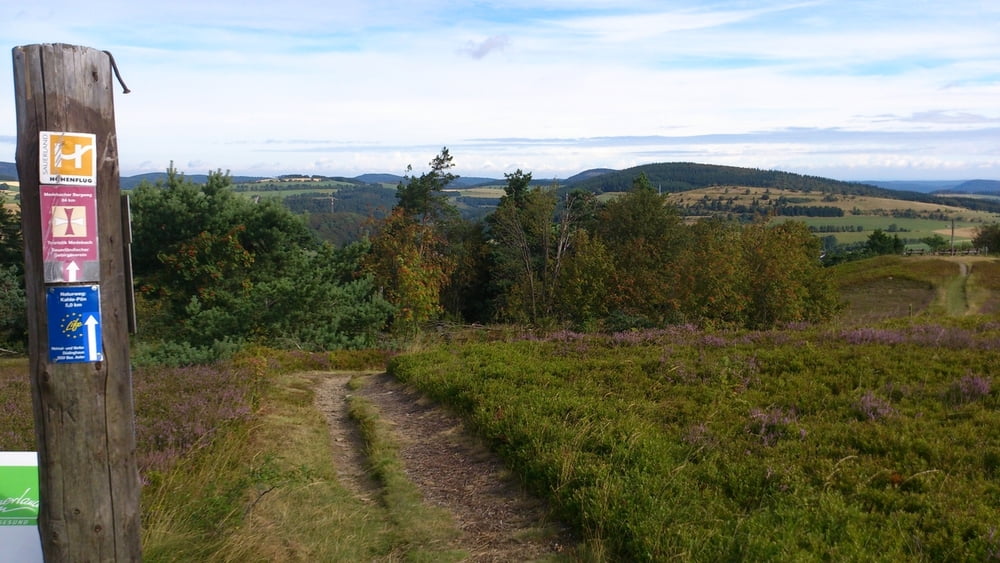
552,229,614,328
475,172,843,330
130,166,392,355
501,168,532,208
740,221,843,328
488,184,564,323
363,209,454,335
594,182,686,325
389,327,1000,561
676,219,746,326
920,233,950,252
0,265,26,352
438,219,493,323
395,147,459,222
973,222,1000,253
867,228,905,255
0,195,22,272
0,199,25,351
131,338,245,368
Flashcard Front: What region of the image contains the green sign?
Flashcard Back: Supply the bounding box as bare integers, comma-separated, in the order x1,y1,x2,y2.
0,453,39,526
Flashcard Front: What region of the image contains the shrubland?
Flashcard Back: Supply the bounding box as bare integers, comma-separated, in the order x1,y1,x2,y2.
389,322,1000,560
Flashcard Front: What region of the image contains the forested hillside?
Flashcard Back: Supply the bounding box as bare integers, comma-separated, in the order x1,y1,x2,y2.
567,162,1000,213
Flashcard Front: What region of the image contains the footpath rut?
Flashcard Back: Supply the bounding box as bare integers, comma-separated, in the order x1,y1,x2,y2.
313,372,573,562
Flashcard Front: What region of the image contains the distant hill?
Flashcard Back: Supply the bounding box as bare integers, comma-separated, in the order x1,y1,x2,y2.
864,179,1000,196
0,161,17,181
563,168,615,185
2,159,999,211
352,173,503,188
0,162,272,187
949,179,1000,194
566,162,885,195
864,180,965,193
560,162,1000,214
354,173,403,185
119,172,267,190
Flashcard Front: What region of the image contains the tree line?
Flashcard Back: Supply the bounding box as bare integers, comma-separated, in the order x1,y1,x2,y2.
7,149,997,358
363,149,843,334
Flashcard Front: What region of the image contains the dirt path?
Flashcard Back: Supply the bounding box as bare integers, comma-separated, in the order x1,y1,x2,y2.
313,372,574,562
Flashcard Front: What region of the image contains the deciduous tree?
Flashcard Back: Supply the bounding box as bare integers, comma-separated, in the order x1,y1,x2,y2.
362,208,455,335
594,173,686,326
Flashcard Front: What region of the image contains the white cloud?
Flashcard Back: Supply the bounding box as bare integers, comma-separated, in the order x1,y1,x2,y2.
459,35,511,59
0,0,998,180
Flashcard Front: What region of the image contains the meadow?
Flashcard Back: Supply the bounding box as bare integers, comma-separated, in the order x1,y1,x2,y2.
781,216,979,246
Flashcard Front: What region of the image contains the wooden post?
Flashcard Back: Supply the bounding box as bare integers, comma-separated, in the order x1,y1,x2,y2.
12,43,141,561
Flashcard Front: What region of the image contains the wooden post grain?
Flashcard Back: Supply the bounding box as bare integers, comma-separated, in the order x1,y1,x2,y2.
12,43,141,562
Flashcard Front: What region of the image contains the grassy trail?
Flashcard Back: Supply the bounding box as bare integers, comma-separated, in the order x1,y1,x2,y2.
944,261,970,315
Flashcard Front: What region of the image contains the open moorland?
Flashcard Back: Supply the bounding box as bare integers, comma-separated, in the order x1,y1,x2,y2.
3,255,999,561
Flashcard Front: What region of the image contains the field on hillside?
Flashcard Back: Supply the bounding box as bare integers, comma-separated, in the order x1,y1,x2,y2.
443,186,505,199
779,216,980,245
0,181,19,201
667,185,998,220
670,186,999,246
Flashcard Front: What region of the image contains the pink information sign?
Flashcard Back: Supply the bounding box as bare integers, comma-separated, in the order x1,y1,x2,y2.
40,185,100,283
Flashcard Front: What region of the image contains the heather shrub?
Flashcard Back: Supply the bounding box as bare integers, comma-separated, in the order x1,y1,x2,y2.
945,374,992,406
0,358,31,450
134,356,265,478
854,390,896,421
746,407,802,446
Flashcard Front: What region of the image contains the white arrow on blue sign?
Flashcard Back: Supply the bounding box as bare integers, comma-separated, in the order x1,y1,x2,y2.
46,285,103,363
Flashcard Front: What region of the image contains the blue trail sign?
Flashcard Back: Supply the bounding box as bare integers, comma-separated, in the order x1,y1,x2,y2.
46,285,103,363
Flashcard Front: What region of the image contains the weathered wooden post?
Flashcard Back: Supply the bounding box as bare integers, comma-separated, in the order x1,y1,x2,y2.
12,43,141,561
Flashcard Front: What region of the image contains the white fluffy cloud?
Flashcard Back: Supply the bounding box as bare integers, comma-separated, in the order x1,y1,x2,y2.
1,0,998,180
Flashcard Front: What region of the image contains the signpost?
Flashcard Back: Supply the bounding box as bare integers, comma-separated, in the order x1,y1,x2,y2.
12,43,141,561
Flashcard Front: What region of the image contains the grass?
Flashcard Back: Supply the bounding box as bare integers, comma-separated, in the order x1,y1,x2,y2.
2,347,463,562
967,260,1000,314
783,216,979,245
0,357,32,451
832,256,1000,320
388,324,1000,561
141,350,465,562
347,394,466,561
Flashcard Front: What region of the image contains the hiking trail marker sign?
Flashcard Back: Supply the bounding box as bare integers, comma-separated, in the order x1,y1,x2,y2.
39,131,97,186
46,285,103,363
41,184,100,283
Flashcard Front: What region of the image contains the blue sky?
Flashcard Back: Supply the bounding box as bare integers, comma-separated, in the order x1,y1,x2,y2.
2,1,998,181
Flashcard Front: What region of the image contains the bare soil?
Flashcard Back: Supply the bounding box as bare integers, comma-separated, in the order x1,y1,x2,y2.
313,372,575,562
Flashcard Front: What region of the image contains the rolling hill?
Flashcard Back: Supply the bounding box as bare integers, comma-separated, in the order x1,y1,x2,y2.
0,161,17,181
3,160,999,214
